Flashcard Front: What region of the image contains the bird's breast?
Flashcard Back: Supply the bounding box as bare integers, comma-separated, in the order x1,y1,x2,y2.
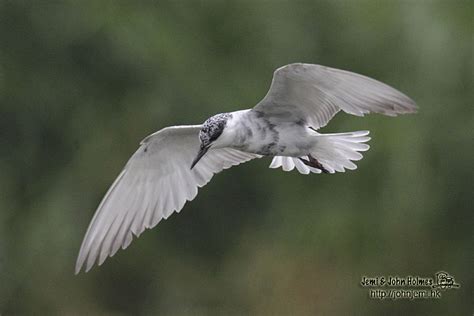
231,112,312,157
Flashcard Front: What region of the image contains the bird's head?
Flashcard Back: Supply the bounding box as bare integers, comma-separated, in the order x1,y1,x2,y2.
191,113,232,169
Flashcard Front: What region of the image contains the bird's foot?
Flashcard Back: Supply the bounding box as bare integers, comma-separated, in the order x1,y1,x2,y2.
299,155,329,173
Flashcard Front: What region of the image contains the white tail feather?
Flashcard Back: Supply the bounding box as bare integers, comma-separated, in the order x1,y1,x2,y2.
269,130,370,174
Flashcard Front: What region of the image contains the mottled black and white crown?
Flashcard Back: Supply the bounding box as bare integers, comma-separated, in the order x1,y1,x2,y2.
199,113,232,146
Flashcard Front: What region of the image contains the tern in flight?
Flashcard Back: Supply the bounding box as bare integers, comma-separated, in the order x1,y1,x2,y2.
76,63,417,273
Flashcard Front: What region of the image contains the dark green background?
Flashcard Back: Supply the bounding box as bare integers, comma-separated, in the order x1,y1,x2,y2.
1,1,472,315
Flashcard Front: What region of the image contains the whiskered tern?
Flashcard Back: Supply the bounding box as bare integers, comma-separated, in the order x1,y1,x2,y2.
76,63,417,273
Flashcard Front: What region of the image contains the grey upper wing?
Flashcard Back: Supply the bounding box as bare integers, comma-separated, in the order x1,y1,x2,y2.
76,125,260,273
253,63,417,129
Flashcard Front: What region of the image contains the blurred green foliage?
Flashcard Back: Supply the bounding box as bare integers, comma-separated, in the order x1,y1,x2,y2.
0,0,472,315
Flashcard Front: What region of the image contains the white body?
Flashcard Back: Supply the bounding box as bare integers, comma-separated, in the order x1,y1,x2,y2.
215,109,313,156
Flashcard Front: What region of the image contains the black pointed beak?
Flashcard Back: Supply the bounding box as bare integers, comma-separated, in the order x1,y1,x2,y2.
190,145,210,170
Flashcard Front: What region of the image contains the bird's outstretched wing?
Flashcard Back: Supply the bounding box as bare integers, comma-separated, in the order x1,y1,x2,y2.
76,125,260,273
253,63,417,129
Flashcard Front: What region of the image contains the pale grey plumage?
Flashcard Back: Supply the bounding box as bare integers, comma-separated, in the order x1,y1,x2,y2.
254,63,416,129
76,63,417,273
76,126,259,273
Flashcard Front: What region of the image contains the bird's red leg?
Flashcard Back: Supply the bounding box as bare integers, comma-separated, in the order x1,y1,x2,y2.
299,154,329,173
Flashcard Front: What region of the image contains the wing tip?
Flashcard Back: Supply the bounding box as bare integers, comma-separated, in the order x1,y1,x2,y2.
75,256,86,275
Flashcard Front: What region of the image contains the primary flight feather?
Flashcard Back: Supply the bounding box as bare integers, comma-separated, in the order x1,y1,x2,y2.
76,63,417,273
